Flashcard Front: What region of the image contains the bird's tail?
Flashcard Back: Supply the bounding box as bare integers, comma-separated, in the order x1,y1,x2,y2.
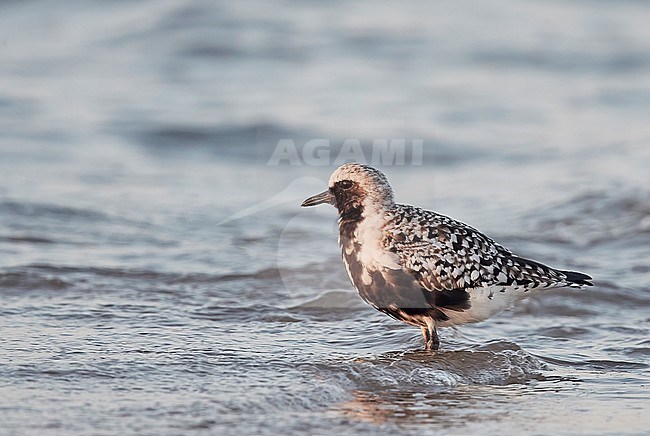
561,270,593,288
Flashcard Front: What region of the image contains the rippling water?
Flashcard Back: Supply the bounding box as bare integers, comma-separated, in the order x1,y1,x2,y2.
1,0,649,434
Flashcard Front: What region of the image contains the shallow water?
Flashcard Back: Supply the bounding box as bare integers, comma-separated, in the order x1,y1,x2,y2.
1,0,649,434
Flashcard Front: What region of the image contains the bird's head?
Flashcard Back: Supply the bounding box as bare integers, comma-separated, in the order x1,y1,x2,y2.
301,163,395,218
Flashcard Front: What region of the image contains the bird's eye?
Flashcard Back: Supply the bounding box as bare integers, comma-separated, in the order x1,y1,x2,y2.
339,180,353,190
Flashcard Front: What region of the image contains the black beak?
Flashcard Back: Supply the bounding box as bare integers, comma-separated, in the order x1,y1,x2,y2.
301,190,335,207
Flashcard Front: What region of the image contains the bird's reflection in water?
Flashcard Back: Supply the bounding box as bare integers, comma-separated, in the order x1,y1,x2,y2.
338,386,512,428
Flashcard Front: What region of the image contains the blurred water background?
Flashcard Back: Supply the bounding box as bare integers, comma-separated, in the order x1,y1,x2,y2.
1,0,649,434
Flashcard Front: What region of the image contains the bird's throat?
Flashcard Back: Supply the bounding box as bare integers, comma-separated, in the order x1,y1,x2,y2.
337,204,364,242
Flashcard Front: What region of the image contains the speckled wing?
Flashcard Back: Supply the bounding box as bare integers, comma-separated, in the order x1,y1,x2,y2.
383,205,572,293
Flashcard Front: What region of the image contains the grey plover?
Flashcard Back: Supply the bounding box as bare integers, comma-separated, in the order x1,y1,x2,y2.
301,163,592,350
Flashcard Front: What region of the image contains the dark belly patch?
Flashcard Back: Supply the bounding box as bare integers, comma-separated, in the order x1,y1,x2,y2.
342,245,471,326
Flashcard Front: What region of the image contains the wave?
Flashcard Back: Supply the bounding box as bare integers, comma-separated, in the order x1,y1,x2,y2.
531,189,650,247
290,290,366,311
471,48,650,74
0,235,56,244
0,269,71,292
538,354,648,371
115,120,496,167
0,200,109,221
255,338,550,424
0,263,285,283
116,121,309,161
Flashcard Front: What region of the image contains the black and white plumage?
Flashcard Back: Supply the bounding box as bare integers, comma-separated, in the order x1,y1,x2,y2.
301,163,592,350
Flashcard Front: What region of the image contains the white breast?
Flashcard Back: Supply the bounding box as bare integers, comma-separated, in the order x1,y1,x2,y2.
340,212,401,288
355,214,400,269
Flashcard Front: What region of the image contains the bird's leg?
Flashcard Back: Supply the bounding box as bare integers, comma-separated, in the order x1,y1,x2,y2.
430,327,440,350
422,325,440,351
421,326,430,347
